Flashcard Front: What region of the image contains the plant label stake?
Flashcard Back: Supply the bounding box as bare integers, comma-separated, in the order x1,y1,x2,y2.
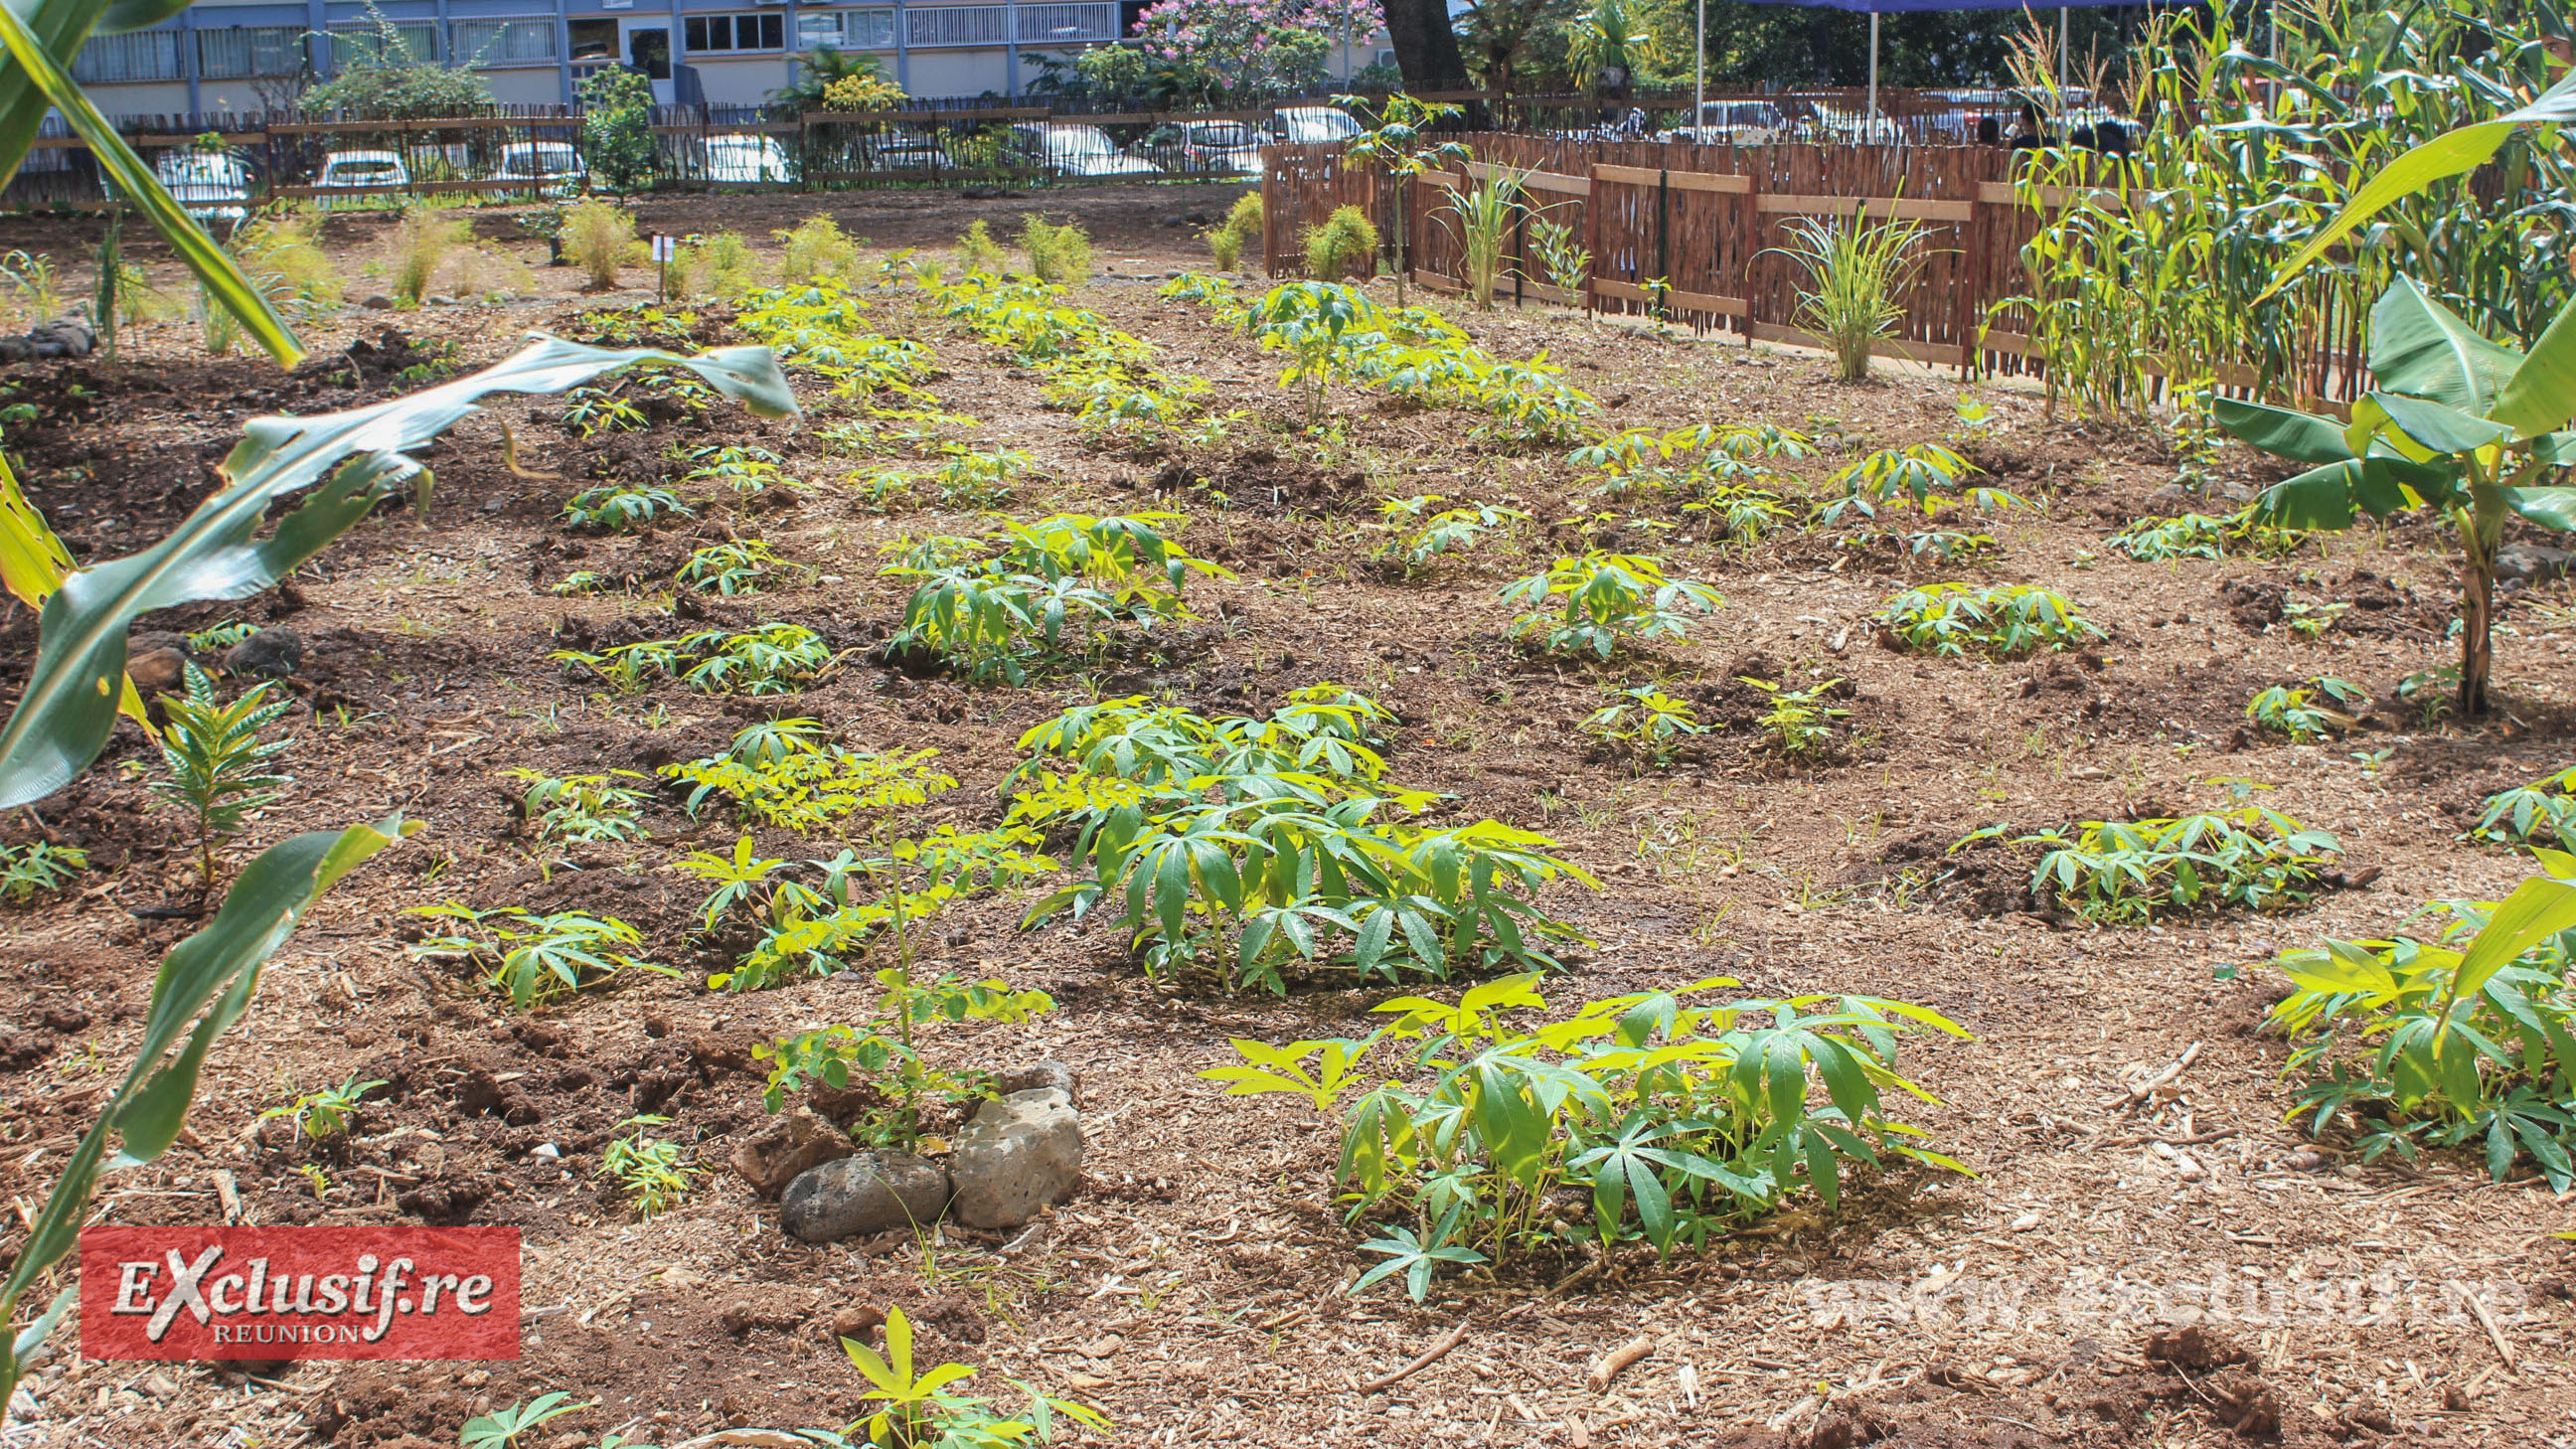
650,235,676,302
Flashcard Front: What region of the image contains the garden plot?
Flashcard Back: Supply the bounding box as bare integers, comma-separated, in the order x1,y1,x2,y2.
1,193,2574,1449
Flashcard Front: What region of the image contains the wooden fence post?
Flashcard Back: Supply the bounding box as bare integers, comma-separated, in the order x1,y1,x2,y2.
1957,181,1995,381
1735,166,1762,345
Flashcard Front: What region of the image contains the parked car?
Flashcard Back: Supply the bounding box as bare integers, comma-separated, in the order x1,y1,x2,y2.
1147,119,1265,176
858,130,952,173
1799,106,1906,146
1006,123,1162,179
312,149,409,206
488,141,586,196
152,151,250,225
1270,105,1363,145
701,133,796,184
1660,100,1790,146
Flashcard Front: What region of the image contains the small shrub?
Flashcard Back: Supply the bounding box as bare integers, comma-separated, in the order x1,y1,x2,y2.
1874,583,2101,657
1208,225,1244,271
1770,205,1928,383
778,216,864,286
955,220,1007,275
756,970,1052,1143
1372,495,1526,577
1580,685,1704,765
2266,859,2576,1186
698,231,762,295
2005,807,2343,922
554,623,834,696
2247,679,2363,742
1527,216,1591,304
678,539,792,594
406,904,674,1007
505,768,648,843
1744,676,1848,758
663,731,954,835
1302,205,1379,282
2109,510,2304,562
388,207,470,306
258,1075,385,1144
561,386,648,437
0,840,85,904
560,197,638,289
2472,765,2576,847
562,483,690,532
599,1114,698,1218
149,665,292,895
1499,552,1722,659
1016,214,1092,285
1204,975,1969,1292
1221,191,1263,244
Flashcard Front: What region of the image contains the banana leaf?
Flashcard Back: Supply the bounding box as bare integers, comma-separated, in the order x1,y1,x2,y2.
0,813,418,1424
0,336,797,807
0,0,302,365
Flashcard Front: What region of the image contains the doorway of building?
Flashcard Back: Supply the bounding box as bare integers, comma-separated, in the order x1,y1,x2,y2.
623,22,673,103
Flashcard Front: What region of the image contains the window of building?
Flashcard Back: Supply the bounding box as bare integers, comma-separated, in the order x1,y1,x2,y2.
796,9,896,51
450,19,557,65
567,18,619,64
326,22,436,67
71,31,181,83
196,25,305,80
684,13,785,53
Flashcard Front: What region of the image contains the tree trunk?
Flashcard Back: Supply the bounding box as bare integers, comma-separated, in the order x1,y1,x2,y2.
1381,0,1471,90
2460,554,2495,717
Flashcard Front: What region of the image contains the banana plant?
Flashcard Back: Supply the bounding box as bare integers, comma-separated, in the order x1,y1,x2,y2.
0,814,418,1426
0,337,795,807
0,0,301,362
2215,276,2576,715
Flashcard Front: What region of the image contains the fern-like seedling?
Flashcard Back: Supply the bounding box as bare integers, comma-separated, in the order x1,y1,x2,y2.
148,664,293,895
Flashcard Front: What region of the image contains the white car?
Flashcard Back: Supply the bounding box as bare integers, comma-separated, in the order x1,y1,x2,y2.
1661,101,1789,146
1272,105,1362,145
153,151,249,224
313,149,409,206
702,133,795,184
490,141,587,196
1008,123,1162,179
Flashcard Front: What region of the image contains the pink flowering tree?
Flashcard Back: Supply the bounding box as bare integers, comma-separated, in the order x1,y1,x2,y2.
1130,0,1386,100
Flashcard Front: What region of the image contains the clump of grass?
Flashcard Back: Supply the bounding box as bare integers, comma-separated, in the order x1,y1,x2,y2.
389,207,472,306
1208,192,1263,270
236,210,340,310
1016,214,1092,285
1208,226,1243,270
1302,205,1379,282
777,215,863,285
697,231,761,296
563,197,639,290
956,219,1007,275
1770,204,1929,383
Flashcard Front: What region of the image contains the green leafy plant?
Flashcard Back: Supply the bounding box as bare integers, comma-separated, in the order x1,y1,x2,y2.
505,768,648,843
883,513,1227,685
2281,598,2351,640
2108,510,2304,562
1015,214,1093,286
681,444,795,500
778,216,866,287
0,816,415,1422
2473,766,2576,848
841,1304,1109,1449
0,338,793,811
600,1114,698,1219
1743,677,1849,759
1499,552,1721,659
1333,92,1467,305
148,665,292,896
257,1073,385,1144
1203,974,1970,1294
757,971,1053,1146
663,724,955,836
562,483,690,532
956,219,1008,276
2010,807,2344,922
1371,495,1526,577
2265,853,2576,1187
1302,204,1380,283
1527,216,1591,307
0,838,82,903
2215,277,2576,716
2247,679,2364,741
1769,204,1931,383
576,65,656,193
1579,685,1704,765
678,538,793,595
1437,167,1528,309
1873,583,2102,658
406,904,674,1008
556,623,835,697
459,1392,592,1449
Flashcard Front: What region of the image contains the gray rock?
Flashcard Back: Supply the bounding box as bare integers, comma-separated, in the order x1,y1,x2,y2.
947,1087,1082,1229
361,294,396,310
994,1059,1078,1104
2498,544,2575,585
780,1152,949,1243
732,1106,855,1200
222,627,304,679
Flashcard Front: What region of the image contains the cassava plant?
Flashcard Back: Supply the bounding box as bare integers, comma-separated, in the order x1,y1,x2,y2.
1499,552,1721,659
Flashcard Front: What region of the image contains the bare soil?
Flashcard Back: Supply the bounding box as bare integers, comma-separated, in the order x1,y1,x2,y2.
3,185,2574,1449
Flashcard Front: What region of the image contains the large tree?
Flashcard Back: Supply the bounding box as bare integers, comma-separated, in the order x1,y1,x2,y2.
1381,0,1473,88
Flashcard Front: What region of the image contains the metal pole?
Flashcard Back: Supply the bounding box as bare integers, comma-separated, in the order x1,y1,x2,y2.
1866,13,1878,121
1005,0,1020,99
2057,8,2068,95
1693,0,1704,136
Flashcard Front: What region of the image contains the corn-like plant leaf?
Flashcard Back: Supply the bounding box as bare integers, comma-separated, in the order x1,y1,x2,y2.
0,338,795,807
0,449,153,737
2435,871,2576,1046
0,2,302,366
0,814,414,1421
